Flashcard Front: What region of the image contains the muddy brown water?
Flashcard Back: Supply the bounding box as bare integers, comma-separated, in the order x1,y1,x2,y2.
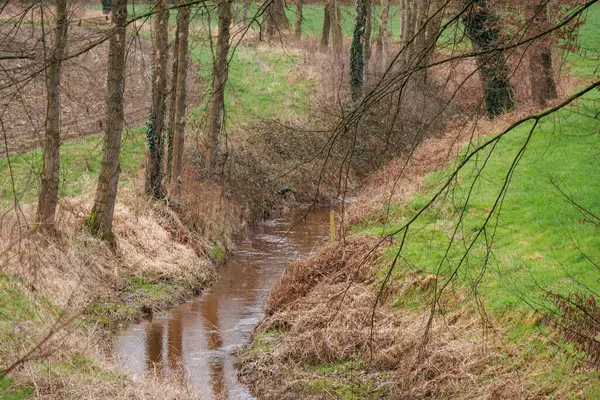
115,208,333,399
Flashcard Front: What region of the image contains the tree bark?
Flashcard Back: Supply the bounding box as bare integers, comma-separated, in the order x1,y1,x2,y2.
423,0,443,81
379,0,390,73
330,0,343,60
37,0,68,232
264,0,289,39
166,23,179,183
404,0,417,63
87,0,127,246
400,0,407,45
145,0,169,199
364,0,372,73
321,3,331,50
463,0,515,117
205,0,231,171
242,0,249,27
295,0,303,40
526,2,557,107
350,0,368,99
171,4,190,197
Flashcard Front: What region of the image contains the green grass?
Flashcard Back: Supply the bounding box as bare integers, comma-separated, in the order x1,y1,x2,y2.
353,0,600,350
0,376,33,400
0,128,145,205
85,275,189,330
189,41,314,125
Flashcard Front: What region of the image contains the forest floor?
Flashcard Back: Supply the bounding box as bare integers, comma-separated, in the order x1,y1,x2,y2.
239,4,600,399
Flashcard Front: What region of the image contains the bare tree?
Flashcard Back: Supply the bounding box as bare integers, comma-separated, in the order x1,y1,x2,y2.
321,3,331,50
145,0,169,199
205,0,232,171
330,0,343,60
463,0,515,116
36,0,68,232
350,0,368,99
263,0,289,39
379,0,391,73
86,0,128,246
295,0,303,40
170,3,190,197
242,0,250,27
166,23,180,182
364,0,372,74
525,1,558,106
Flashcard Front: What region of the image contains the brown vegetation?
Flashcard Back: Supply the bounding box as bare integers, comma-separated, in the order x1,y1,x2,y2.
239,237,512,399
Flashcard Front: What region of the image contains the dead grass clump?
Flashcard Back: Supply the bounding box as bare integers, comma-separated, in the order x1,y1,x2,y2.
242,273,499,399
266,237,380,314
550,292,600,367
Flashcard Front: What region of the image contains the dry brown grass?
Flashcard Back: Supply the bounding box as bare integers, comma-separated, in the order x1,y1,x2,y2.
239,238,514,399
0,181,215,398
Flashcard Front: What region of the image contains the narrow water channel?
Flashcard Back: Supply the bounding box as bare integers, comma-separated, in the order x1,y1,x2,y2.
115,207,333,399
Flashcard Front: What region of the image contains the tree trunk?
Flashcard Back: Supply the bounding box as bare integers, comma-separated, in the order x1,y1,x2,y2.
423,0,442,81
321,3,331,50
37,0,68,232
171,4,190,197
415,0,430,83
364,0,372,74
463,0,514,117
205,0,231,171
526,2,557,107
242,0,249,26
87,0,127,246
330,0,343,60
166,23,179,183
295,0,303,40
350,0,368,99
379,0,390,73
400,0,407,43
404,0,417,62
145,0,169,199
264,0,289,39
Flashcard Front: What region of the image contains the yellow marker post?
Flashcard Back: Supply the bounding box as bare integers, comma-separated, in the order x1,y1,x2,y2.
330,210,335,242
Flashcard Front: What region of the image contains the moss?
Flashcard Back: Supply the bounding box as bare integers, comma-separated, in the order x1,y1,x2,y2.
244,330,280,357
0,275,35,323
0,377,33,400
209,244,226,264
84,275,200,330
295,377,381,399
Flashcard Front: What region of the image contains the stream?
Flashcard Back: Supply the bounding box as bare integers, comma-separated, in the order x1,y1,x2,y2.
115,207,333,399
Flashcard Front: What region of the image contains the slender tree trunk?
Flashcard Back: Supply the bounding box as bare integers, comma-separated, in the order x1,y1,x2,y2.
463,0,514,116
330,0,343,60
37,0,68,232
404,0,417,62
171,5,190,197
415,0,430,83
87,0,127,246
350,0,368,99
400,0,408,48
364,0,372,73
295,0,303,40
321,3,331,50
526,2,557,107
166,23,179,182
145,0,169,199
423,0,442,81
205,0,231,171
379,0,390,73
242,0,250,26
264,0,289,39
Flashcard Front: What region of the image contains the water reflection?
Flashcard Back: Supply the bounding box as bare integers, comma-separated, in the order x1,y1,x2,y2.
116,208,332,399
